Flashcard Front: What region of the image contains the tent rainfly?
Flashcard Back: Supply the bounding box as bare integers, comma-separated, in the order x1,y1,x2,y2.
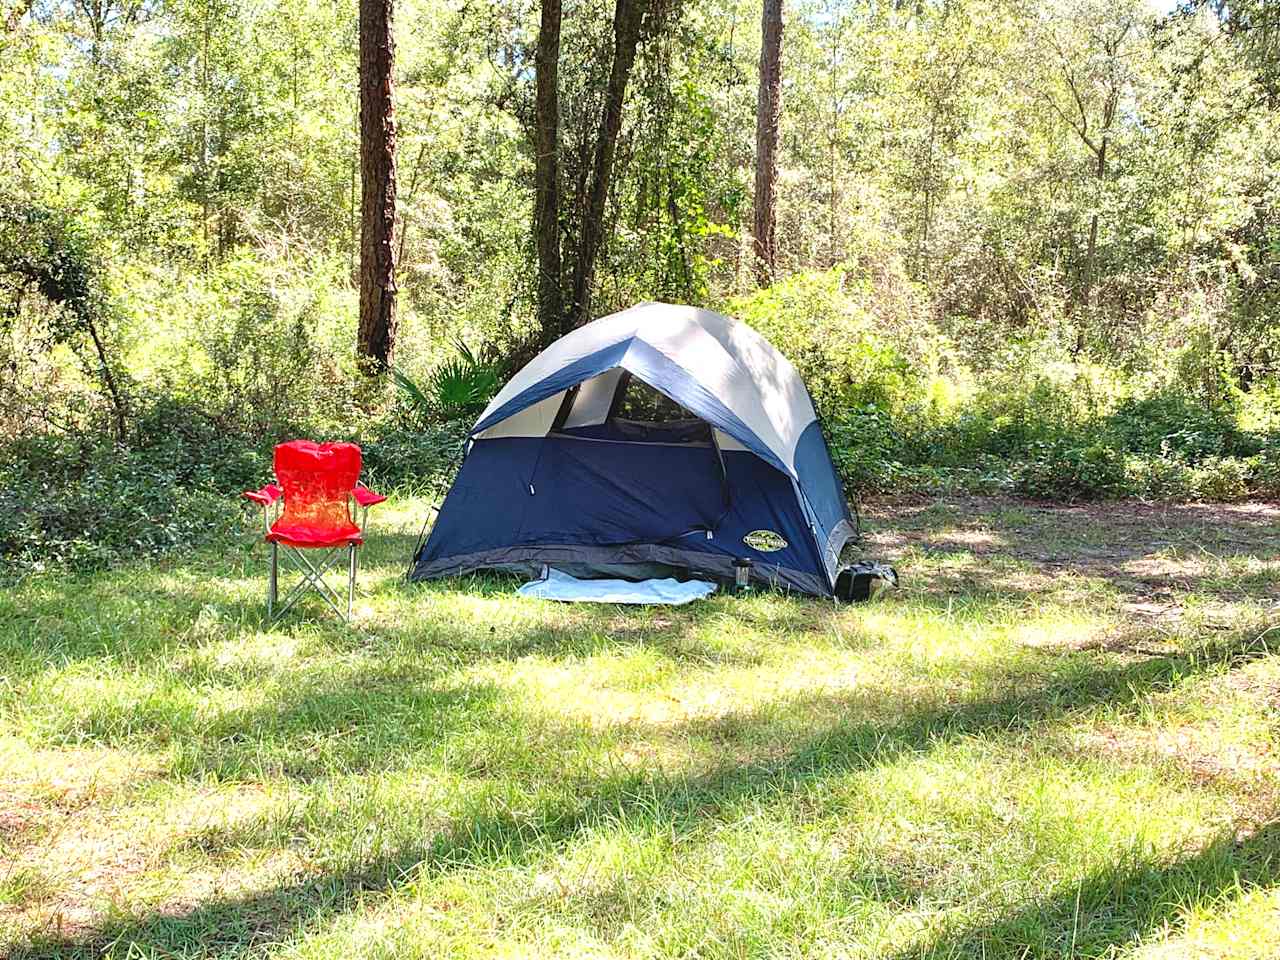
408,302,857,596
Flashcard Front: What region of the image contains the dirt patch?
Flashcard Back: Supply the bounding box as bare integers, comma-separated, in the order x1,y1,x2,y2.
1073,725,1280,808
0,793,44,843
861,495,1280,621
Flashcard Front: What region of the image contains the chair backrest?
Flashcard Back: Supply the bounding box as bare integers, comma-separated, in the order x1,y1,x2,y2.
274,440,362,535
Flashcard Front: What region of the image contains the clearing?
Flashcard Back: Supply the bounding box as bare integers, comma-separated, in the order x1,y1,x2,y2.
2,495,1278,959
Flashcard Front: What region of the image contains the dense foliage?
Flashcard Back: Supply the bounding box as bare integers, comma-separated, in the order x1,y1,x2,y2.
1,0,1277,573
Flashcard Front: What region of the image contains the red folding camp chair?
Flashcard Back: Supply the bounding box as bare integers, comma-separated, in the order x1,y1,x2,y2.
244,441,386,622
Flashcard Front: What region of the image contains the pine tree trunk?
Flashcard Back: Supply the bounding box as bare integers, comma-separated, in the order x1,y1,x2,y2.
534,0,563,344
753,0,782,286
567,0,648,331
357,0,398,375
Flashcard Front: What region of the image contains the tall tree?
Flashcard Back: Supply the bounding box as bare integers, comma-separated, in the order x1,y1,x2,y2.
1038,3,1136,354
532,0,656,340
753,0,782,286
1182,0,1280,106
566,0,650,330
533,0,563,340
357,0,397,374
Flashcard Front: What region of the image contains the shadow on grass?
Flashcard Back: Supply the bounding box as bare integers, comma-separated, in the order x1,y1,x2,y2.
887,821,1280,959
13,624,1277,959
37,554,1271,783
865,496,1280,606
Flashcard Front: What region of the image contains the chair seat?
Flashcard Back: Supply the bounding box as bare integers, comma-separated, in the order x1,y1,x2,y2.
267,522,363,548
250,440,382,622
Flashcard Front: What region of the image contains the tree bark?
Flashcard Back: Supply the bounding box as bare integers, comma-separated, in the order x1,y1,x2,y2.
534,0,563,342
566,0,649,331
83,313,128,441
753,0,782,286
1075,132,1106,357
357,0,397,375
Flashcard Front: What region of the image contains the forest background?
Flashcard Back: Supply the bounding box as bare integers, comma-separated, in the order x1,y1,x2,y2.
1,0,1278,572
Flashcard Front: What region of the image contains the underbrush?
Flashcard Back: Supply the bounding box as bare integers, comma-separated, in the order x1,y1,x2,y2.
8,371,1279,579
0,432,246,574
729,267,1280,503
8,359,1278,577
7,256,1280,576
0,400,469,578
828,391,1280,503
0,252,476,577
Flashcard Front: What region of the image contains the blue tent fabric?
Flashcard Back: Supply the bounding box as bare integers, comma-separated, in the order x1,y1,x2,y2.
473,341,632,437
409,302,855,597
793,420,857,576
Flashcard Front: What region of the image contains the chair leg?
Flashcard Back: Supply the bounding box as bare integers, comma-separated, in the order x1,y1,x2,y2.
265,544,359,624
347,544,357,620
275,547,346,621
268,542,279,619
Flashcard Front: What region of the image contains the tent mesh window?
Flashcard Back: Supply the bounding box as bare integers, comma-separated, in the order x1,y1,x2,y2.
612,374,695,424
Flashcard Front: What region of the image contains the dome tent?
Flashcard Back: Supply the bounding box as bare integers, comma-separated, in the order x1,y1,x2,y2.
408,302,856,597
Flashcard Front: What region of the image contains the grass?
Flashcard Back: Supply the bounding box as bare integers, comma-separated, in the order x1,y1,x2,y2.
1,495,1278,959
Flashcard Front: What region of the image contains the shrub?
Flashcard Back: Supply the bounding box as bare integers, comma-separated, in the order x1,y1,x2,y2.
391,341,502,425
0,433,242,576
889,359,1127,469
1253,445,1280,498
129,394,271,491
1124,454,1200,501
1191,456,1253,501
0,201,131,438
827,404,906,495
727,266,927,421
1012,440,1129,501
1103,392,1257,462
358,418,471,499
121,254,361,442
817,341,1280,503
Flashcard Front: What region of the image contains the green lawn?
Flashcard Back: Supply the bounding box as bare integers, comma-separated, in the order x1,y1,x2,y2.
2,496,1278,959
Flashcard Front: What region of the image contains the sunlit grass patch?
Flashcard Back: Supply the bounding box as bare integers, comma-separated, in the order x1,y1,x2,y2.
2,495,1278,958
1122,886,1280,959
0,869,56,909
1006,610,1116,650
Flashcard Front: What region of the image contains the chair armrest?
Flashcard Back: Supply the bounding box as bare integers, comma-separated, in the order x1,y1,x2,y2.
353,483,387,508
243,484,283,507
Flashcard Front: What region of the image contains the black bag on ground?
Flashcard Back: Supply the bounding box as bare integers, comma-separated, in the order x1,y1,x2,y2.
835,561,899,603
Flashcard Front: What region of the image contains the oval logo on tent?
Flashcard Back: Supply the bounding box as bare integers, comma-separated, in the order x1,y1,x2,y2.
744,530,788,552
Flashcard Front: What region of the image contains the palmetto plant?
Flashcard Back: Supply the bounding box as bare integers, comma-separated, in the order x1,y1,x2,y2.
393,340,501,423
